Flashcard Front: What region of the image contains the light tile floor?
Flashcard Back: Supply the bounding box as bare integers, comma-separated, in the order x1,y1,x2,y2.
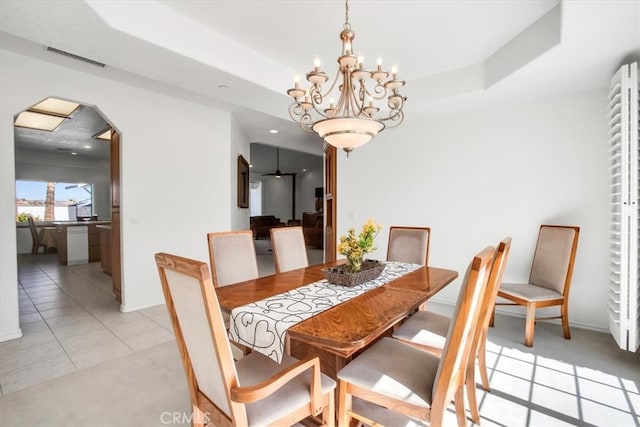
0,253,174,395
2,249,638,426
0,241,323,395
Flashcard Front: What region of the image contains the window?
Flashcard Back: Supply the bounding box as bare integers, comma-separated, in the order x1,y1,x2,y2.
249,181,262,217
16,180,93,222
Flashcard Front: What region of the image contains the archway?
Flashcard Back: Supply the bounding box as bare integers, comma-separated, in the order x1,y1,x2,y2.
14,96,122,303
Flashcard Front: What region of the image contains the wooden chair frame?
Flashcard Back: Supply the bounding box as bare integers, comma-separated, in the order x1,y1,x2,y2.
338,246,495,427
493,225,579,347
393,238,511,424
155,253,335,427
27,215,51,254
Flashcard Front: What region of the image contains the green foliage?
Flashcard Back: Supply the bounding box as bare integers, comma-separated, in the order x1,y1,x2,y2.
16,213,41,222
338,219,382,273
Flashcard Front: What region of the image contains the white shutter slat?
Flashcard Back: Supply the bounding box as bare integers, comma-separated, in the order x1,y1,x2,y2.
608,62,639,351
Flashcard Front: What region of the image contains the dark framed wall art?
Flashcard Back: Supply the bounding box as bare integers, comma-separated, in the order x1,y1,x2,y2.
237,155,249,208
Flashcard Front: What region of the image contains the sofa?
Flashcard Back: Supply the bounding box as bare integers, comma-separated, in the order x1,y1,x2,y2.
302,212,323,248
250,215,285,239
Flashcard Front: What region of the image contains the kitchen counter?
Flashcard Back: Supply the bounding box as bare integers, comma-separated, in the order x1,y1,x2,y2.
55,221,111,265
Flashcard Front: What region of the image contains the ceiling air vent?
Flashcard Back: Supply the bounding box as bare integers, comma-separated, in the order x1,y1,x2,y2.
46,46,106,68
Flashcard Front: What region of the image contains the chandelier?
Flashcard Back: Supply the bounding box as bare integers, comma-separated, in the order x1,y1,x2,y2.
286,0,406,156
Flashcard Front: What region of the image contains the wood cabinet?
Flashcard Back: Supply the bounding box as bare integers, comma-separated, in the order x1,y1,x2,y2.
111,211,121,301
54,222,110,265
88,225,101,263
98,225,112,275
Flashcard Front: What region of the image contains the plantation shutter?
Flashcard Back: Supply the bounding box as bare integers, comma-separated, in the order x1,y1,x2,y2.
607,62,639,351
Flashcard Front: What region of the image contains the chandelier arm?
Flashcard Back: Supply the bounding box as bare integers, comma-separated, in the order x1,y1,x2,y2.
318,68,342,101
308,86,330,120
381,110,404,128
288,102,306,121
343,72,363,117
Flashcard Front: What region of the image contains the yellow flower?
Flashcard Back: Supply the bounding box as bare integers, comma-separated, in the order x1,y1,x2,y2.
338,219,382,272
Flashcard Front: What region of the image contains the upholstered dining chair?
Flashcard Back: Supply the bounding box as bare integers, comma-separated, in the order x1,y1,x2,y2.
392,238,512,424
494,225,579,347
270,226,309,273
27,215,55,254
207,230,259,354
386,226,431,265
155,253,336,427
207,230,259,288
337,246,495,427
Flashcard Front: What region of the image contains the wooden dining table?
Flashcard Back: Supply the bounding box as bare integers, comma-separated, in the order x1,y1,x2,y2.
215,260,458,379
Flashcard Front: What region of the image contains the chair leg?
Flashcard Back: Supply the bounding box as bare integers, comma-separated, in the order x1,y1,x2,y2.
465,358,480,424
454,385,467,427
489,307,495,327
561,302,571,340
191,404,206,427
477,328,490,392
324,389,336,427
524,303,536,347
337,381,351,427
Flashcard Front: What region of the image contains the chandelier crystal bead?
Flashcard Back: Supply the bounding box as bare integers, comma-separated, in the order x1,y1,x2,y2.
286,0,406,156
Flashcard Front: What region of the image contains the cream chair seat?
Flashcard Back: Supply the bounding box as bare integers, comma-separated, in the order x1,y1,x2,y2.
155,252,335,427
337,246,495,427
270,226,309,273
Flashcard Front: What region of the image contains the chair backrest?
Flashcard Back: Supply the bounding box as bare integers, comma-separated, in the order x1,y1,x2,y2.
27,215,39,242
529,225,580,295
155,253,242,424
477,237,512,340
271,226,309,273
207,230,259,287
386,226,430,265
431,246,494,412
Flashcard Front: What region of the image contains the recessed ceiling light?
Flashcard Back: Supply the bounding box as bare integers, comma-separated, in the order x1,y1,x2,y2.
269,129,279,134
302,168,307,172
218,84,229,90
249,164,253,168
14,111,65,131
83,145,92,149
71,152,78,156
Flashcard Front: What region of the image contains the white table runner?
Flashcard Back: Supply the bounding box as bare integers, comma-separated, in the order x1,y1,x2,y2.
229,261,421,363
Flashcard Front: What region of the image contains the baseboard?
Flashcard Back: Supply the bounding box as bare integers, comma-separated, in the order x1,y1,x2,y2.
119,300,165,313
428,298,609,334
0,329,23,342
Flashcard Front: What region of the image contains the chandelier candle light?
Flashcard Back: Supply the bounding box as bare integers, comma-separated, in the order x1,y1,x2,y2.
287,0,406,156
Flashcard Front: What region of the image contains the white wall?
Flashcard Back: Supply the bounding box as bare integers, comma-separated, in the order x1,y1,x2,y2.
230,117,251,230
262,176,294,223
297,168,323,217
337,89,609,331
1,49,232,340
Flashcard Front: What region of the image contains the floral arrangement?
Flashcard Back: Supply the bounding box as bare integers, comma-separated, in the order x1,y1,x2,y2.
338,219,383,273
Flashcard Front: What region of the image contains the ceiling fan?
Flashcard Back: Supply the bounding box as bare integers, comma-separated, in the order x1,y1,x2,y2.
262,147,296,178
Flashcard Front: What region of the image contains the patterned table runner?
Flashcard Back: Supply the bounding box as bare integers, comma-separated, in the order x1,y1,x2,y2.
229,261,421,363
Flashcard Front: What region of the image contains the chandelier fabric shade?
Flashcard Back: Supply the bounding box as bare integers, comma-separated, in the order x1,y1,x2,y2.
287,0,406,156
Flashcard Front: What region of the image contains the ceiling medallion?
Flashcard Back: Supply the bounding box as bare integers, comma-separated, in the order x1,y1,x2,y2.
287,0,406,156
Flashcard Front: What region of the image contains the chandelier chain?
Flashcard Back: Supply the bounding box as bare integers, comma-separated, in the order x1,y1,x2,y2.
343,0,350,30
